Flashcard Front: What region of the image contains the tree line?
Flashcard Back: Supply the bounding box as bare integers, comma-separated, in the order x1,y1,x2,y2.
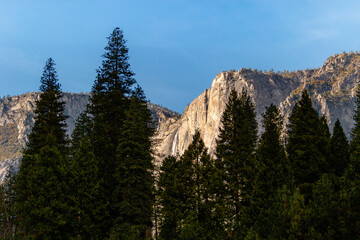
0,27,359,239
157,88,359,239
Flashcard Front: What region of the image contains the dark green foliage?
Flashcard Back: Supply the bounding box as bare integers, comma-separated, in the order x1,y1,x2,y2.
253,104,289,237
215,89,258,235
267,186,308,239
70,112,92,152
70,134,106,239
21,143,72,240
88,27,138,235
15,58,71,239
306,174,342,239
320,115,331,140
341,85,360,238
257,104,289,193
158,156,181,240
330,119,349,176
319,115,332,168
0,167,18,239
25,58,68,156
286,90,330,201
158,131,223,240
84,28,155,239
111,91,155,239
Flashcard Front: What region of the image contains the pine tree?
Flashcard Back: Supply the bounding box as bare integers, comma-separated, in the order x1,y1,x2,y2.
70,125,107,239
0,167,18,238
254,103,289,237
341,85,360,238
267,186,307,239
74,27,156,238
178,131,222,240
15,58,71,239
306,174,342,239
110,90,155,239
87,27,138,235
330,119,349,177
23,140,72,239
158,156,182,240
24,58,68,156
215,89,258,236
158,131,223,240
70,112,92,152
286,90,330,201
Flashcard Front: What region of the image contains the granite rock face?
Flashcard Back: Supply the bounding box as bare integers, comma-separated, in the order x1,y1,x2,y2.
0,92,90,147
154,52,360,158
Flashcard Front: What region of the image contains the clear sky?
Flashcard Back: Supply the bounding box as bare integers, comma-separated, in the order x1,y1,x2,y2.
1,0,360,112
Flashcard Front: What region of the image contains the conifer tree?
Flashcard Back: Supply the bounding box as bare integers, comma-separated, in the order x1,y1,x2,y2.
0,166,18,238
306,174,342,239
267,186,307,239
87,28,155,238
158,156,182,240
341,86,360,237
23,140,72,239
110,89,155,239
70,112,92,151
215,89,258,236
254,103,289,237
70,118,106,239
158,131,222,240
15,58,71,239
330,119,349,177
286,90,330,201
319,115,332,167
178,131,222,239
320,115,331,140
88,29,136,219
24,58,68,156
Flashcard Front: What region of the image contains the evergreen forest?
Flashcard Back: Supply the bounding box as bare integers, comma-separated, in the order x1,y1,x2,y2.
0,27,360,239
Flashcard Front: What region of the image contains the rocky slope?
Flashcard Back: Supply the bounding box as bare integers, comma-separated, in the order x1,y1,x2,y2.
154,52,360,158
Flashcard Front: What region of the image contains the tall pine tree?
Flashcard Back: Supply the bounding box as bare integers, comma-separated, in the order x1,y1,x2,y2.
253,103,289,237
87,27,137,235
286,90,330,201
87,28,155,238
69,113,107,239
341,85,360,238
215,89,258,237
330,119,349,177
110,90,155,239
158,131,222,240
15,58,72,239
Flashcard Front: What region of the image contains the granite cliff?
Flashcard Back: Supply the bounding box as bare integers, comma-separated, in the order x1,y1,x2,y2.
154,52,359,158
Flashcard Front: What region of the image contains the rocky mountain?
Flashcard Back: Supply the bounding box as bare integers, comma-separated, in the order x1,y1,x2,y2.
154,52,359,158
0,52,359,181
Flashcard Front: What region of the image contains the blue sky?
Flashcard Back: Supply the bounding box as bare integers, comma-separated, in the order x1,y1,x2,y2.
1,0,360,112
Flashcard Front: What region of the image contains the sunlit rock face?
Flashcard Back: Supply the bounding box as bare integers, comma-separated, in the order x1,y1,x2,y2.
154,52,360,159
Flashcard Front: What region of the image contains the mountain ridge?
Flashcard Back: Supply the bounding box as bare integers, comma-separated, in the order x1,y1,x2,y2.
0,51,359,180
154,52,360,159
